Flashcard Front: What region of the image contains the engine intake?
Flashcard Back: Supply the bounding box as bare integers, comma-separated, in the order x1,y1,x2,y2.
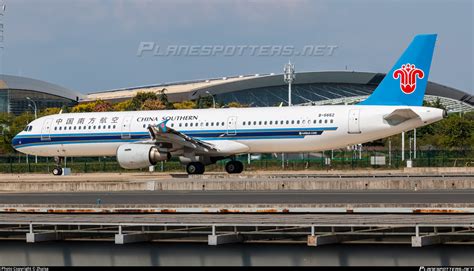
116,144,170,169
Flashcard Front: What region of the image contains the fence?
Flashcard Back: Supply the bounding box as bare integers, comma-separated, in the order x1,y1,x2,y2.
0,149,472,174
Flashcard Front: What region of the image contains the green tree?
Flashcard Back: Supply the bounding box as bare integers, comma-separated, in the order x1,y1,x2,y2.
129,91,158,110
226,102,248,108
112,100,134,111
39,107,61,117
438,114,473,150
141,99,166,110
173,100,197,109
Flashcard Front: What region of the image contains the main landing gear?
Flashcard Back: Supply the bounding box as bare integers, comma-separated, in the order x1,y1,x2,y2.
185,160,244,175
52,156,64,176
225,160,243,174
186,162,205,175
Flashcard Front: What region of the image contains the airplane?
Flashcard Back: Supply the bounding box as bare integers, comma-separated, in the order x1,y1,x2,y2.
12,34,445,175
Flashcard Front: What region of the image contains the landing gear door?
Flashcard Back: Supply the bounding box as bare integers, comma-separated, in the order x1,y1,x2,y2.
348,109,361,134
226,116,237,136
40,118,53,141
121,116,133,139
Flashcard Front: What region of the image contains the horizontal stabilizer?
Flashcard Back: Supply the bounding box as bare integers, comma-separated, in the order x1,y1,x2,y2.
384,109,420,125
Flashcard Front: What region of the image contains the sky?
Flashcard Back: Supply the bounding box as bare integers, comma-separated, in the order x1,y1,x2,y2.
1,0,473,94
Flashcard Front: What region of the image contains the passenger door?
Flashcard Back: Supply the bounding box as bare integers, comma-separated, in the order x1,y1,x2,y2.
348,109,361,134
40,118,53,141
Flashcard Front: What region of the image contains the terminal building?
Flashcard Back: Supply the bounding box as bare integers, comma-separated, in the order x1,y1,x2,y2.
0,75,82,115
1,72,473,115
85,71,473,113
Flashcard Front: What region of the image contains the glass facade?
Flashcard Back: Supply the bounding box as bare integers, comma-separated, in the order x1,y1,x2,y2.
0,89,77,115
215,83,376,107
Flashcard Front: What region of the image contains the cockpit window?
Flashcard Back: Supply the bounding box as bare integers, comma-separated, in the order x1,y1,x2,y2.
28,126,33,131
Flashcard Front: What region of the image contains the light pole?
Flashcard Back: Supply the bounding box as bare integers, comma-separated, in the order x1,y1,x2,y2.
205,91,216,108
283,60,295,106
26,97,37,119
26,97,38,164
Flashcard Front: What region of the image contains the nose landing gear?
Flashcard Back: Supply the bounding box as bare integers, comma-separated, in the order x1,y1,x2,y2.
52,156,64,176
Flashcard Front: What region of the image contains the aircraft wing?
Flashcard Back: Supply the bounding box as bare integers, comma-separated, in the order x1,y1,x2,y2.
145,119,218,153
134,119,250,155
384,108,420,125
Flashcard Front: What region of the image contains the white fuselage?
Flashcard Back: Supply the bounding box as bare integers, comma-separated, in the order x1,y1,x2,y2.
13,105,444,157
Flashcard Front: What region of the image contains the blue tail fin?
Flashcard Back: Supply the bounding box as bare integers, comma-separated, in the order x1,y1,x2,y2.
358,34,437,106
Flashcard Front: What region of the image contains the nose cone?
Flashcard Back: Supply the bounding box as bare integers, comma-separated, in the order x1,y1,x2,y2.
12,133,22,150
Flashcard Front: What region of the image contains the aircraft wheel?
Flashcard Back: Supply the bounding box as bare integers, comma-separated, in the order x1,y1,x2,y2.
187,162,205,174
52,167,63,176
225,160,243,174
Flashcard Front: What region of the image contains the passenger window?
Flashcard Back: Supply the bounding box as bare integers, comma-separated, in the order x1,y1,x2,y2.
313,120,317,124
185,123,188,127
297,120,300,124
269,121,272,125
286,120,289,124
325,119,328,124
330,119,333,123
211,122,214,126
190,123,193,127
258,121,262,125
253,121,256,125
113,125,116,129
59,127,62,130
206,122,209,126
264,121,267,125
243,121,246,125
291,120,295,124
179,123,182,127
319,120,322,124
221,122,225,126
69,126,72,130
78,126,81,130
54,127,57,131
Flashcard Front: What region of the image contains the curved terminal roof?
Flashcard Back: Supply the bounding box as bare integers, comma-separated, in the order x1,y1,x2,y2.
85,71,473,111
0,74,83,101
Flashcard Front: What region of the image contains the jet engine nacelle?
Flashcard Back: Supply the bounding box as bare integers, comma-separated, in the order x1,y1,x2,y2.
116,144,170,169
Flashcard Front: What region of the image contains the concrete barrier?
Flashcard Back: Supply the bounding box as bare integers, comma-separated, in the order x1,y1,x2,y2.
0,171,473,193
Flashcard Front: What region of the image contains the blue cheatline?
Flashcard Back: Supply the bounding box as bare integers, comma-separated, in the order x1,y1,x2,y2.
13,127,338,149
359,34,437,106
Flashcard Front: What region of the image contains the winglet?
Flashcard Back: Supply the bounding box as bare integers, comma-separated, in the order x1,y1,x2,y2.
157,119,170,133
